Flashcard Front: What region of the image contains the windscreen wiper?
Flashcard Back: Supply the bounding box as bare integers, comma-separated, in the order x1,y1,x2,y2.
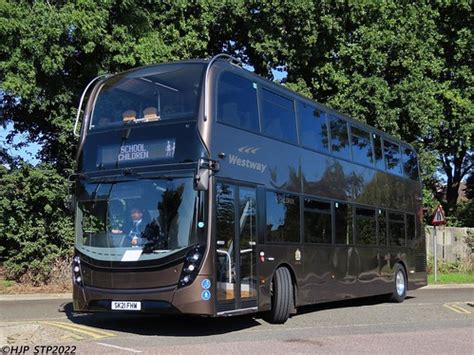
142,239,168,254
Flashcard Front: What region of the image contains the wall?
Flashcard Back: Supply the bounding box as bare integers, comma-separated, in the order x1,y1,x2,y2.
425,226,473,263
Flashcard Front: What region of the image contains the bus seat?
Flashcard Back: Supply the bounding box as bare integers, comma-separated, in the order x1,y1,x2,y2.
122,110,137,123
143,107,160,122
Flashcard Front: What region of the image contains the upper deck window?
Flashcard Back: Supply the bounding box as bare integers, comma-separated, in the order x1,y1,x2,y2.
384,140,402,175
373,133,385,170
402,147,420,180
261,88,297,143
216,72,259,131
89,63,204,130
298,103,329,152
351,126,373,165
328,116,350,159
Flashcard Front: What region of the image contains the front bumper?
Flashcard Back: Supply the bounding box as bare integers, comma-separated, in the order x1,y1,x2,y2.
73,274,215,316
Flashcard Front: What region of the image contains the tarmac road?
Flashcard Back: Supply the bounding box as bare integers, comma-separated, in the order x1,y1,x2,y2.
0,287,473,354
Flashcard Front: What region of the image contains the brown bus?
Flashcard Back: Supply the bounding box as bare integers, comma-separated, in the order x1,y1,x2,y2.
71,54,427,323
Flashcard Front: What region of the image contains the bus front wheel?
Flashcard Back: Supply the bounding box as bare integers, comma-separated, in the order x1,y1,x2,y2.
265,267,294,324
388,264,407,303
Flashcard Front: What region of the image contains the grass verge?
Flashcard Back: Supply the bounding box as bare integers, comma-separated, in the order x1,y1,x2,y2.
0,279,16,293
428,272,474,284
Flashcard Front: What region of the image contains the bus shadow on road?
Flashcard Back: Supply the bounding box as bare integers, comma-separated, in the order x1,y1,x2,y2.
61,302,262,336
60,294,415,336
295,294,415,316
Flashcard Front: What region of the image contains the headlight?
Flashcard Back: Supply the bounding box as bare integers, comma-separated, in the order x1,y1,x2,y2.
72,255,83,286
178,245,206,288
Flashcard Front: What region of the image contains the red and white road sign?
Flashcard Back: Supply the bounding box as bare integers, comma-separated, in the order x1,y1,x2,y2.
431,205,446,226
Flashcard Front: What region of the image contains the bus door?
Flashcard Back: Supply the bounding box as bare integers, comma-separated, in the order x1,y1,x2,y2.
215,182,258,312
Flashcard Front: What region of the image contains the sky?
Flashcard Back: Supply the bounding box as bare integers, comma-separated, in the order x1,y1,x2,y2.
0,122,41,165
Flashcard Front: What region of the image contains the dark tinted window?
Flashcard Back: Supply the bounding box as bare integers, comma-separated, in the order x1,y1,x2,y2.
388,212,405,246
402,147,419,180
266,192,300,243
355,207,376,245
384,140,402,175
298,103,329,152
406,214,416,241
351,127,373,165
373,134,385,170
216,183,235,248
334,202,353,244
377,209,387,246
217,72,259,131
304,198,332,244
329,116,350,159
90,63,205,129
261,88,297,143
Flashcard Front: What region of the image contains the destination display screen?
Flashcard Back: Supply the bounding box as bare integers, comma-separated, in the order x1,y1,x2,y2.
97,139,176,166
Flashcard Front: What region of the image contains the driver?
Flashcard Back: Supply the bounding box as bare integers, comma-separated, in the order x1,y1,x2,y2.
111,207,148,246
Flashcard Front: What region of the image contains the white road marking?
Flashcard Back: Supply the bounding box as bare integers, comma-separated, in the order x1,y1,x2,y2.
96,342,143,353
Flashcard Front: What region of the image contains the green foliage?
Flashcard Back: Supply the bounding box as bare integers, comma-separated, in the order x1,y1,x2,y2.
0,163,73,284
427,256,473,274
453,201,474,227
0,0,473,285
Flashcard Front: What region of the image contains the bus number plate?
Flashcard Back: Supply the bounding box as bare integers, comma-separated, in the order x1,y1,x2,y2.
111,301,141,311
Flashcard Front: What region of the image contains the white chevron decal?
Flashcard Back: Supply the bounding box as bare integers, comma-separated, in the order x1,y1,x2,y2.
238,146,261,154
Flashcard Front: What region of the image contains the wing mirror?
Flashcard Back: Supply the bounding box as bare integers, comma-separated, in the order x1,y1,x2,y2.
194,158,220,191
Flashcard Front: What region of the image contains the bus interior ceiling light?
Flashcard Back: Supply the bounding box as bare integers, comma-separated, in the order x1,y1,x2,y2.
139,77,179,92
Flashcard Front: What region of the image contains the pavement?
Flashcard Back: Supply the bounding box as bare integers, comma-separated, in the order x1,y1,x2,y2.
0,287,473,354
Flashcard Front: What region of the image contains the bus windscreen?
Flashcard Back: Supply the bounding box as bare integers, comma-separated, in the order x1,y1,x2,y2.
89,63,204,130
76,177,198,262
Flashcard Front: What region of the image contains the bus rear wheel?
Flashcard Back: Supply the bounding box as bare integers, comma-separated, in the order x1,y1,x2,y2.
388,264,407,303
265,267,294,324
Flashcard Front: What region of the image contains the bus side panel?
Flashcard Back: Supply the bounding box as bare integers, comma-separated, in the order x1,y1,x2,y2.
299,245,334,304
257,245,304,310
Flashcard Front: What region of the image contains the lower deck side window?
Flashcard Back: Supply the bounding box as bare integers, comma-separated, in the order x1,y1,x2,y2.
304,198,332,244
265,191,300,243
377,209,387,246
388,212,406,246
335,202,353,244
355,207,376,245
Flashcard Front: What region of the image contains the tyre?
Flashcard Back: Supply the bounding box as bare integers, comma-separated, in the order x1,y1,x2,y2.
264,267,294,324
388,264,407,303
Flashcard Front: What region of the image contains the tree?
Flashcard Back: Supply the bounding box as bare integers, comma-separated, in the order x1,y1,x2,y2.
428,1,473,216
0,162,74,283
0,0,229,171
221,1,472,217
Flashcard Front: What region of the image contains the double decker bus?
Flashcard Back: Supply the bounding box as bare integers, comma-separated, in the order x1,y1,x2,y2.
71,54,426,323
